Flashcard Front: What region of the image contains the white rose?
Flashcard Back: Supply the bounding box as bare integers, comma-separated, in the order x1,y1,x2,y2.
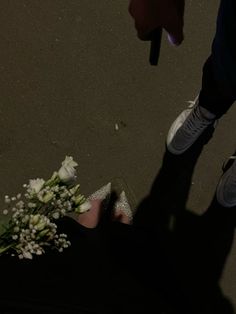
29,178,45,194
58,156,78,184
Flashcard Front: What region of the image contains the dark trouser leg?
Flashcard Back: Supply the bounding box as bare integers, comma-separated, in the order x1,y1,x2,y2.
198,0,236,119
198,56,235,119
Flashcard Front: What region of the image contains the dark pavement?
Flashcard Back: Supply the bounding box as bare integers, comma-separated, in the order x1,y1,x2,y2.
0,0,236,312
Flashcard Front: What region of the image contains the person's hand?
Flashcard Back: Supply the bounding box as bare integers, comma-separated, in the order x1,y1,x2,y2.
128,0,185,46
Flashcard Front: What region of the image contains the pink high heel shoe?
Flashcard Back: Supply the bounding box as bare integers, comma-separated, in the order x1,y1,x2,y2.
76,183,111,228
113,191,134,225
87,182,111,202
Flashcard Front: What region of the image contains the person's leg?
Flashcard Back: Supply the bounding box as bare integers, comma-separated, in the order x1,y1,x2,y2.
198,56,235,119
199,0,236,118
167,0,236,155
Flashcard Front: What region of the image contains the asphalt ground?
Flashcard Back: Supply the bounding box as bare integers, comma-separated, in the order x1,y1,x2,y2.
0,0,236,312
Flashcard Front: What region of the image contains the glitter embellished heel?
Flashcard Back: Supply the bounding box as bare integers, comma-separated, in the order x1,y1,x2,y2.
114,191,134,224
111,177,137,224
87,182,111,204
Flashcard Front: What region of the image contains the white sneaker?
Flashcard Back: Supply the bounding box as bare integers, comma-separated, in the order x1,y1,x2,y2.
216,156,236,207
166,95,216,155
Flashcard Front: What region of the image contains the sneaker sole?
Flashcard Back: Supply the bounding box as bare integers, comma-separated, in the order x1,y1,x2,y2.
216,157,236,208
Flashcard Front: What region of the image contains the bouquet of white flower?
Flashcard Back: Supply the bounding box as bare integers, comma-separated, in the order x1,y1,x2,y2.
0,156,91,260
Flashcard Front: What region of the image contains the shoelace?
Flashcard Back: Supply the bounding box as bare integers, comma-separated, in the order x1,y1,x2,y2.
182,105,212,137
186,94,199,108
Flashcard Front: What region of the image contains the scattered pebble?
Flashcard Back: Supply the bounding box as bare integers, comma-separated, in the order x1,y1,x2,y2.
115,121,127,131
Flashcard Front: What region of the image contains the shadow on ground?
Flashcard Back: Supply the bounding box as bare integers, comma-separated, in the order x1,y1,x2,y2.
129,125,236,314
1,127,235,314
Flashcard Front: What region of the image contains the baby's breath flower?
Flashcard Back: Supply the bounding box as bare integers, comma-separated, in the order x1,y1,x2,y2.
28,202,36,208
24,193,30,199
0,156,86,260
65,201,72,211
52,185,59,193
60,192,67,198
60,208,66,215
22,215,29,223
26,243,33,251
22,251,33,259
3,209,8,215
16,200,24,208
29,178,45,194
52,212,60,219
12,211,19,218
4,196,11,204
14,226,20,233
60,233,67,238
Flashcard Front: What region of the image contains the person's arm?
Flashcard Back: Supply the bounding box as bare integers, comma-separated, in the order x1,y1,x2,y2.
129,0,185,46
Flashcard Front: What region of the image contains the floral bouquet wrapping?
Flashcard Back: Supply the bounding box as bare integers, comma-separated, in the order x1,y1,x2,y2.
0,156,91,260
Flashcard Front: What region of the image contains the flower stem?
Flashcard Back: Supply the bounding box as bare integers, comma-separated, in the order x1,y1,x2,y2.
0,244,13,255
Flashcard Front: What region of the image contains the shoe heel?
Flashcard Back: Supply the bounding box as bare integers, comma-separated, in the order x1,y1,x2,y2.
110,177,138,218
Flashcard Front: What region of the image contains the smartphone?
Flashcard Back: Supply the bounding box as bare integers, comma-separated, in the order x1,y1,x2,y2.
149,28,162,66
